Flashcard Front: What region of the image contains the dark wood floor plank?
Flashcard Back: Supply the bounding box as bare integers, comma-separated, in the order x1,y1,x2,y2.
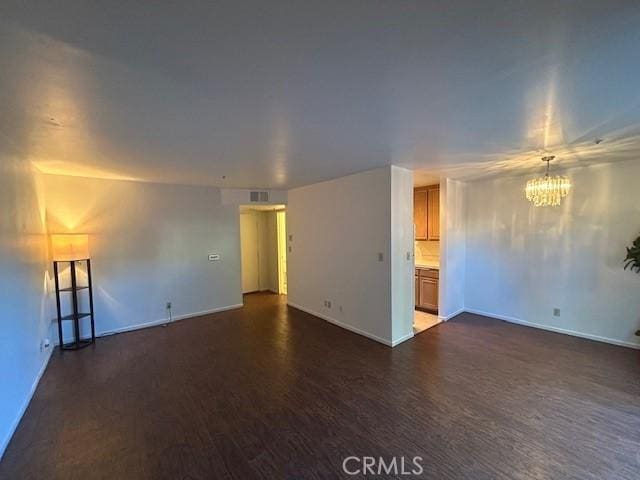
1,293,639,479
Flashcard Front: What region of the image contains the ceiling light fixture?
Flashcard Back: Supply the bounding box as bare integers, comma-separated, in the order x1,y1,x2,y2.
525,156,571,207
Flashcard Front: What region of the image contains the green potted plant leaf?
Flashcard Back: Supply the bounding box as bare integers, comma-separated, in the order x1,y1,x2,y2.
625,234,640,337
625,235,640,273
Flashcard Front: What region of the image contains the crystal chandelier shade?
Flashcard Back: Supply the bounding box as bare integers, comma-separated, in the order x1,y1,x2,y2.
525,156,571,207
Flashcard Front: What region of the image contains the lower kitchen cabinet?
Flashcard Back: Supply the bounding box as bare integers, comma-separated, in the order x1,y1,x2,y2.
415,268,439,312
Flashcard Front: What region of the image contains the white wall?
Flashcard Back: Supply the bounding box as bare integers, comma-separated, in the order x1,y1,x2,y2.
287,166,413,346
390,166,415,344
43,175,243,337
464,159,640,348
439,178,467,320
240,212,260,293
0,158,54,459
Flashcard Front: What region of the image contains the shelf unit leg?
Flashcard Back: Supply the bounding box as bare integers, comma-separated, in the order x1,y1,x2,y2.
53,261,63,349
70,261,80,349
87,259,96,343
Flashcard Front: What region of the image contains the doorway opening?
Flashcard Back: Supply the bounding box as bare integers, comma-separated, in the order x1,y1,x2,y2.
239,205,287,297
413,177,441,334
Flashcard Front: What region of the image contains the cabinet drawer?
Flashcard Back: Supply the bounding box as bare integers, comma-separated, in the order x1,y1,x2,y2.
417,268,439,279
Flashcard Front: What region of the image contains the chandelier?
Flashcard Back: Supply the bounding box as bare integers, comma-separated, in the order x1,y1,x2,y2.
525,156,571,207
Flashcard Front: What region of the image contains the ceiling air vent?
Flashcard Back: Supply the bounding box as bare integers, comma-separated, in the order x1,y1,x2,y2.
249,191,269,202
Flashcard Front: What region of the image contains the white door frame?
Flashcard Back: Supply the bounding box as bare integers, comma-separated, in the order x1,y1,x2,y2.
276,210,288,295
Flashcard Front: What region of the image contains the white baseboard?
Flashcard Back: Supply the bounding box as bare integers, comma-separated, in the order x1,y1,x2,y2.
98,304,244,338
465,308,640,350
439,307,465,322
391,331,415,347
0,346,53,461
287,302,395,347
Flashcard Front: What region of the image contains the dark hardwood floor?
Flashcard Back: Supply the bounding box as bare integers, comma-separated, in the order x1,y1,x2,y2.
1,292,639,479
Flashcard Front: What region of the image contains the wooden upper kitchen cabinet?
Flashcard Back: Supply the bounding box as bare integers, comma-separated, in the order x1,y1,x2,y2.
427,187,440,240
414,185,439,241
414,189,428,240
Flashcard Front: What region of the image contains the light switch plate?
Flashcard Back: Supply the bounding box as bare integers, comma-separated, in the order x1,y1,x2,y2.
208,254,221,262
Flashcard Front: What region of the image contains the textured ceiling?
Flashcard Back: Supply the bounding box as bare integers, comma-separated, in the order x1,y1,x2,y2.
1,0,639,188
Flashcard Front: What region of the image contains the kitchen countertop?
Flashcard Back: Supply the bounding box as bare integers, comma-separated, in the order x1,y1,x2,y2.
415,262,439,270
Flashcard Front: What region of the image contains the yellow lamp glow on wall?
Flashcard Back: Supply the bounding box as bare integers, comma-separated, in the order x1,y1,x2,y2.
50,234,90,261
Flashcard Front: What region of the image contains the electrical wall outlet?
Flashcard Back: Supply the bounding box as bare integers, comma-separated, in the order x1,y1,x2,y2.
208,254,221,261
553,308,561,317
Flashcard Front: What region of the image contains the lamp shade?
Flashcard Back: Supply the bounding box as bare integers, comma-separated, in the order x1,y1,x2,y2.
50,234,90,261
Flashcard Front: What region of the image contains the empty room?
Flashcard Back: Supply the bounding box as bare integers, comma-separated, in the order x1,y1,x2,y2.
1,1,639,479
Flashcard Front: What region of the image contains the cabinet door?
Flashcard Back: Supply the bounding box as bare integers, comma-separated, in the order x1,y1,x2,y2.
419,277,438,311
414,189,427,240
427,187,440,241
415,275,419,307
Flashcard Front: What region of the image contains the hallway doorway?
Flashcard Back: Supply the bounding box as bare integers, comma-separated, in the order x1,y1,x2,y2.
239,205,287,295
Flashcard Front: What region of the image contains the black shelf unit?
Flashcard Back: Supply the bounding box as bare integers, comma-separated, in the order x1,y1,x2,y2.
53,259,96,350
